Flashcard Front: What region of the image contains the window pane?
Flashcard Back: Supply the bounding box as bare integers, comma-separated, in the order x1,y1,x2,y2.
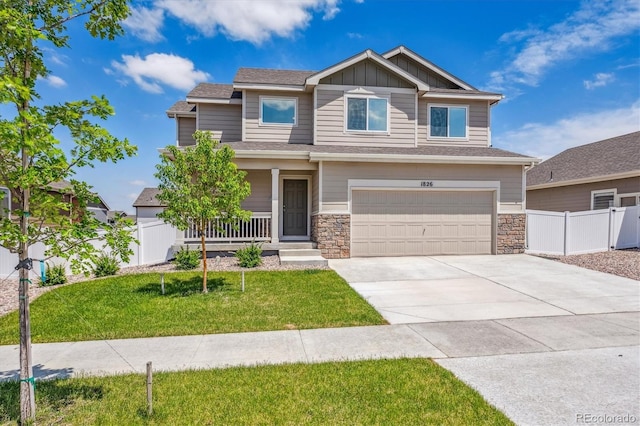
620,196,637,207
430,107,448,137
593,193,614,209
262,98,296,124
347,98,366,130
449,107,466,138
368,98,387,131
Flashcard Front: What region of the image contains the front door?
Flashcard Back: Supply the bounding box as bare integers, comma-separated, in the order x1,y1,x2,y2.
283,179,308,236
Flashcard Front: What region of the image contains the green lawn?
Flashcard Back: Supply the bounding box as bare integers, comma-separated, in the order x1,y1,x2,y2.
0,270,385,344
0,358,513,425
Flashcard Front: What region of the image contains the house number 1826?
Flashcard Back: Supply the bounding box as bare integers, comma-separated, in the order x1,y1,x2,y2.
420,181,434,187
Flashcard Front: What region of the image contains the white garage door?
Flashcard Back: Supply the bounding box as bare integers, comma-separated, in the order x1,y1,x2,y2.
351,190,494,257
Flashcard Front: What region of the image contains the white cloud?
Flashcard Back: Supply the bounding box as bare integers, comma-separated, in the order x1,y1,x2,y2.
123,6,165,42
129,180,147,186
494,102,640,160
110,53,210,94
126,192,139,201
155,0,342,44
347,32,363,39
45,75,67,88
489,0,640,90
584,72,615,89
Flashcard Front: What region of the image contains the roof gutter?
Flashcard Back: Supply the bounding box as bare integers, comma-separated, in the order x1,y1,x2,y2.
527,170,640,190
309,152,539,165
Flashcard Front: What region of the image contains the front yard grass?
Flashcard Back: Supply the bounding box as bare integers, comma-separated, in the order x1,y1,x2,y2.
0,270,385,344
0,358,513,425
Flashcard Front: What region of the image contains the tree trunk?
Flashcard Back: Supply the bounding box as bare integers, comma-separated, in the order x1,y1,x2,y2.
19,180,35,423
200,222,207,293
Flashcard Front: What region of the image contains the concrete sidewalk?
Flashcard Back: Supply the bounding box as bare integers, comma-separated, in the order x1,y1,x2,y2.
0,313,638,425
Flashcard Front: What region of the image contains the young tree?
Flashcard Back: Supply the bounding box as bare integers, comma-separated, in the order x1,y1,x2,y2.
155,130,251,292
0,0,135,422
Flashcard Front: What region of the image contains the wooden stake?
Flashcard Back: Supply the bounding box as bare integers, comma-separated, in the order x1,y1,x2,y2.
160,273,165,295
146,361,153,416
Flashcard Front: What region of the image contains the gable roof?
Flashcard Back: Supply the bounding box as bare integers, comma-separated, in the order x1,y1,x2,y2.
382,45,476,91
527,131,640,188
305,49,429,91
166,100,196,117
187,83,241,99
133,188,166,208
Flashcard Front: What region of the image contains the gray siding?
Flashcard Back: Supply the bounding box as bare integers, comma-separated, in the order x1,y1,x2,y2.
319,59,414,88
321,162,523,211
418,99,489,147
242,170,271,212
198,103,242,143
245,90,312,144
387,53,458,89
527,177,640,212
315,88,416,148
178,117,196,146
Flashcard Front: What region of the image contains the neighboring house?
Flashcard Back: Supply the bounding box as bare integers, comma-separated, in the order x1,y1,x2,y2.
106,210,128,225
133,188,166,223
1,180,80,220
166,46,538,258
87,195,110,223
527,132,640,212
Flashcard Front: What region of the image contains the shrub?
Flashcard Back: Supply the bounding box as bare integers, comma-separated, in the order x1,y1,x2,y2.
41,263,67,286
235,242,263,268
93,253,120,277
174,246,201,270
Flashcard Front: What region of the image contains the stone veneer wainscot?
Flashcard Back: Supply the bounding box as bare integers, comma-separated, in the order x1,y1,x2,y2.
311,214,350,259
497,213,526,254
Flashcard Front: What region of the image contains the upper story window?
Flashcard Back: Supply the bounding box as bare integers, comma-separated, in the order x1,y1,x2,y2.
0,187,10,218
429,104,468,139
260,96,297,126
346,96,389,132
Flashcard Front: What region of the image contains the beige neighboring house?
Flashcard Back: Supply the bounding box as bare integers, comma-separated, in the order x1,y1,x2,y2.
527,132,640,212
133,188,166,223
165,46,539,258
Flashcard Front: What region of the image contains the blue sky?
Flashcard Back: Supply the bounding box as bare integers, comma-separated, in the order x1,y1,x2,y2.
31,0,640,213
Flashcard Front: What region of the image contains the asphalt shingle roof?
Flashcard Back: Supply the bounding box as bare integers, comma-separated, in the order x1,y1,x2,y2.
133,188,165,207
187,83,242,99
234,68,316,86
527,131,640,187
166,101,196,114
221,141,532,159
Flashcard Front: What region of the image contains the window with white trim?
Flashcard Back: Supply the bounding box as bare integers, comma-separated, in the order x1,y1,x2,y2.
259,97,297,126
346,96,388,132
0,187,10,218
428,104,468,139
592,190,615,210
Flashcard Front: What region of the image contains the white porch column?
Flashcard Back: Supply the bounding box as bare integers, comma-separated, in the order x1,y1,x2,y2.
271,168,280,243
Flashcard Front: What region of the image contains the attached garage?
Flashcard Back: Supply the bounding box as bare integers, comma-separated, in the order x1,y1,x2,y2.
351,190,494,257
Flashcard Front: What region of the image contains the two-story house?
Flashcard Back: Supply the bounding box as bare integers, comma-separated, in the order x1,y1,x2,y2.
166,46,538,258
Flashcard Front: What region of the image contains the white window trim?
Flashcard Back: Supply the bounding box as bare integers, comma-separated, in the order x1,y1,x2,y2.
0,187,10,218
427,103,469,141
344,94,390,134
591,188,617,210
259,96,298,127
617,192,640,207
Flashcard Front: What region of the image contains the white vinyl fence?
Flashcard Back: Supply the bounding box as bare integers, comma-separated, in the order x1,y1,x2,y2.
526,205,640,256
0,220,177,279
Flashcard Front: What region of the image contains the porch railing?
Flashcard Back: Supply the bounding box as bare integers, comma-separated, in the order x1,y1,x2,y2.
183,213,271,242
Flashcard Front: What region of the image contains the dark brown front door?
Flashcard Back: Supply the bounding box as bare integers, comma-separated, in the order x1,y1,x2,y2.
283,179,307,236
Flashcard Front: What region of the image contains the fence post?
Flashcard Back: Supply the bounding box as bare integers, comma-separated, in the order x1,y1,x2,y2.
563,211,569,256
138,222,143,266
608,207,614,251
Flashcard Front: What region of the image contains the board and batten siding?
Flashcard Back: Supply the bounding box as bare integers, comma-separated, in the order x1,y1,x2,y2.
321,162,523,212
197,103,242,143
177,117,196,146
315,88,416,147
244,90,313,144
526,177,640,212
418,99,489,147
319,59,414,88
386,54,458,89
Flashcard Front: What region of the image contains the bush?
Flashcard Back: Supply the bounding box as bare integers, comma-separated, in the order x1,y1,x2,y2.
174,246,201,270
93,253,120,277
41,263,67,286
235,242,263,268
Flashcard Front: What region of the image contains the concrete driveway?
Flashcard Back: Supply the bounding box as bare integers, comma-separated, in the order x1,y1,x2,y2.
329,254,640,425
329,254,640,324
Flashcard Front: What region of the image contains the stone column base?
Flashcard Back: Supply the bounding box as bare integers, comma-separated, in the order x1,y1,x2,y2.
497,213,526,254
311,214,350,259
